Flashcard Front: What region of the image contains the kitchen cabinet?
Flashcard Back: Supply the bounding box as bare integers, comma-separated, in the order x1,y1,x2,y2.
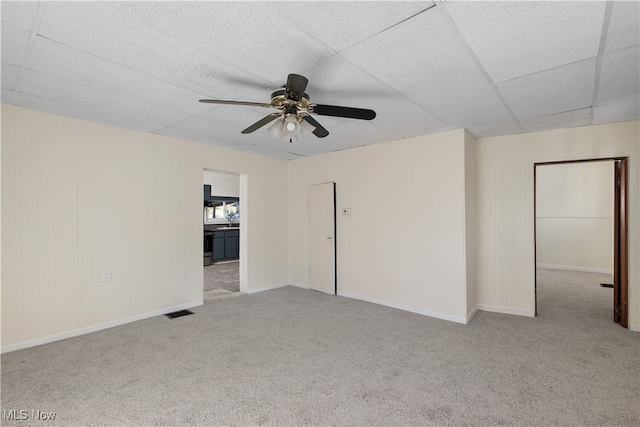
212,231,225,261
224,230,239,259
211,229,239,262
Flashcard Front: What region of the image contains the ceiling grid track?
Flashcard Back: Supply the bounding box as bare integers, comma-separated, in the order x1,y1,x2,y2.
363,2,439,43
9,1,48,106
439,7,525,133
589,1,614,125
337,54,452,128
332,2,453,129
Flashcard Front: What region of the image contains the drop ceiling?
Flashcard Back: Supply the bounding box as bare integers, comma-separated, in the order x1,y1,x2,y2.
2,1,638,160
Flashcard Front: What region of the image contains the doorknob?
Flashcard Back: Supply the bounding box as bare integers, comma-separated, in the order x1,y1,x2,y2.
326,236,332,240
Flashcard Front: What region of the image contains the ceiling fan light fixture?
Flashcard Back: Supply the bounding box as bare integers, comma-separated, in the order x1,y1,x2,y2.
283,115,298,133
267,119,284,138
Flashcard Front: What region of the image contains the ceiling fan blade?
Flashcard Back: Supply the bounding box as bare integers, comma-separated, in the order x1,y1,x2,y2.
285,74,309,101
199,99,273,108
311,104,376,120
302,115,329,138
241,112,282,134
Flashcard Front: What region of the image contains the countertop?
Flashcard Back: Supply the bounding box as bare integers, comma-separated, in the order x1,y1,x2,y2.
204,225,240,232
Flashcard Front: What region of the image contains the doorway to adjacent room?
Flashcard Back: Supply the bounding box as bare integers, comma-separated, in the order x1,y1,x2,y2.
534,158,628,328
203,169,242,302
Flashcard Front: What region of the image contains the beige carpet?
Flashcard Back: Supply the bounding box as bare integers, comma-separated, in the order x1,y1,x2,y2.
203,260,240,302
1,268,638,426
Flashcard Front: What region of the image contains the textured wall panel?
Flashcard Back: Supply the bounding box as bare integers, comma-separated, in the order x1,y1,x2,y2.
491,163,535,312
477,121,639,327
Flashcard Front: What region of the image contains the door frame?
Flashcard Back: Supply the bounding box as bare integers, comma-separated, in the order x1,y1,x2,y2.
308,182,337,295
533,157,628,328
202,169,247,294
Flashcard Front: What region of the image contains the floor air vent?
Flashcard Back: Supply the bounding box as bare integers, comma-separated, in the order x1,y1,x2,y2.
600,283,614,288
164,309,194,319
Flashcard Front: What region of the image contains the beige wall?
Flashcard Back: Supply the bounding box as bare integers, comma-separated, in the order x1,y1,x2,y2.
1,104,289,351
536,161,614,274
204,170,239,198
3,104,637,352
464,131,478,315
476,121,639,329
288,129,474,323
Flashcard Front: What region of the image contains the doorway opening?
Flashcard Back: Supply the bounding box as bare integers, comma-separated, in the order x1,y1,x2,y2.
534,158,628,328
203,169,244,302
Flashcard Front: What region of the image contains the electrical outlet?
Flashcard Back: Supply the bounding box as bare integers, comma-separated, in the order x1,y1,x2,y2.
101,270,111,282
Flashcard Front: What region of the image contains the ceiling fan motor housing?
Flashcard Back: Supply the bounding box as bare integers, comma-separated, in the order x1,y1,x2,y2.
270,89,310,110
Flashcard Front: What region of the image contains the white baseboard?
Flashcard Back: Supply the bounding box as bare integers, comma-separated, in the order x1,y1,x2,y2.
1,299,203,354
288,282,310,290
630,324,640,332
477,304,535,317
337,290,468,324
537,263,613,275
466,305,480,323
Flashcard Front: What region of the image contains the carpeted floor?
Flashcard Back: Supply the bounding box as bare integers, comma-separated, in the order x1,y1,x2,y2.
203,260,240,302
1,269,638,426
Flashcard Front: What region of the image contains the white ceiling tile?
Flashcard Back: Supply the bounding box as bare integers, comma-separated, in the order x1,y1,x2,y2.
342,9,489,103
305,134,367,152
1,26,30,66
27,37,208,114
1,88,15,103
239,144,300,161
593,98,640,125
160,125,256,150
0,1,39,31
597,47,639,106
197,104,278,131
420,86,514,128
2,62,21,90
12,92,166,134
26,36,209,116
373,105,450,138
159,126,219,146
330,121,403,146
1,1,637,158
498,59,596,121
19,70,190,126
169,115,239,135
519,108,592,134
605,1,640,53
445,1,605,83
37,2,262,100
299,55,413,114
107,2,335,83
466,121,523,139
269,2,435,52
169,115,267,148
256,139,331,158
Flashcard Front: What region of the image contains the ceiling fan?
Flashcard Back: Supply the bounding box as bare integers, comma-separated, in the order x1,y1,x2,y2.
199,74,376,142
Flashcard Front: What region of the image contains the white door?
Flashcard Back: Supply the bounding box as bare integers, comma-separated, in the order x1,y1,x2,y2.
308,183,336,295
